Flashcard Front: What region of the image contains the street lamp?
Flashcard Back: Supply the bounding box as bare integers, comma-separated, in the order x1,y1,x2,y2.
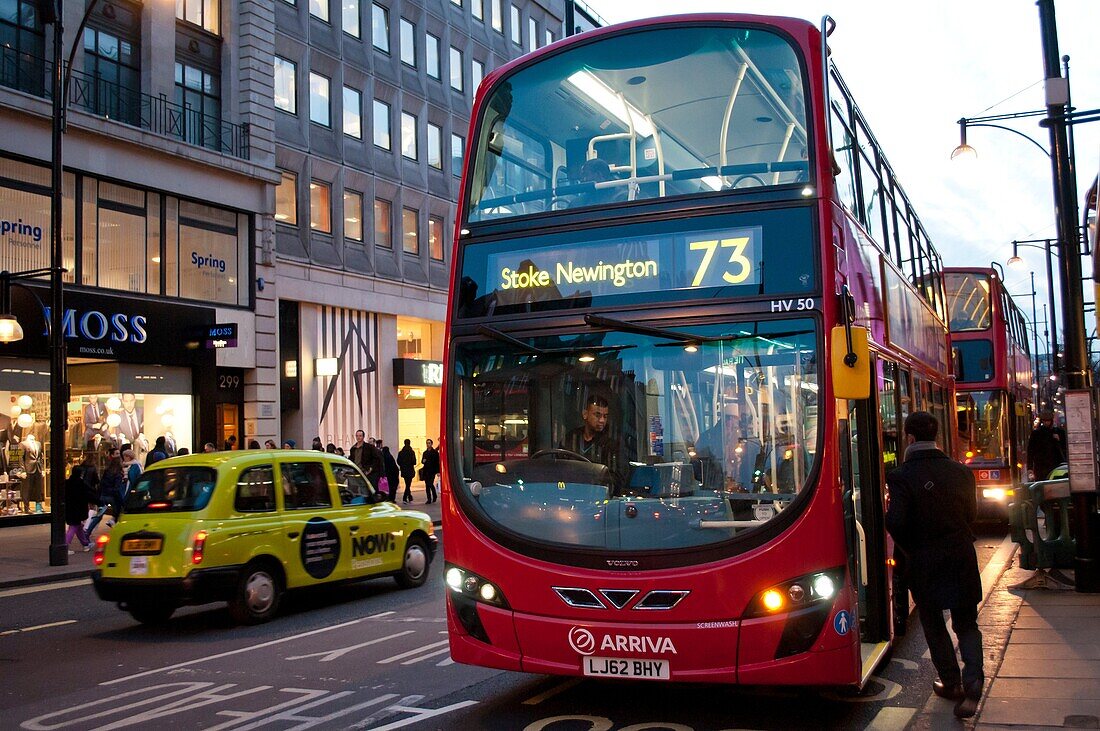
1008,238,1061,379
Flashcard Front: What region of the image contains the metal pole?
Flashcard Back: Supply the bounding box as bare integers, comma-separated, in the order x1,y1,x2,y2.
1041,239,1060,377
47,0,68,567
1031,272,1041,403
1037,0,1097,592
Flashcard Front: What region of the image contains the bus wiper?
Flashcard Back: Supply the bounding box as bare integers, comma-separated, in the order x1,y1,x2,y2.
477,325,546,355
584,314,724,345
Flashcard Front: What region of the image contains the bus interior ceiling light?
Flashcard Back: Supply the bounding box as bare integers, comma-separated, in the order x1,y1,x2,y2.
565,71,655,138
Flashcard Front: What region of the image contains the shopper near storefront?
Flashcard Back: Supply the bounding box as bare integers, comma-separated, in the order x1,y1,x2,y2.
381,445,399,502
398,440,417,503
63,465,95,552
146,437,169,467
420,439,440,504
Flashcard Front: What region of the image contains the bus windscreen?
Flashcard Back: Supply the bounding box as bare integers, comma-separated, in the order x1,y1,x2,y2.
466,25,810,223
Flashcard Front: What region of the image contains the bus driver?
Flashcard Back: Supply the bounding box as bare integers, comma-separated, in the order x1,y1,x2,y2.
560,395,617,471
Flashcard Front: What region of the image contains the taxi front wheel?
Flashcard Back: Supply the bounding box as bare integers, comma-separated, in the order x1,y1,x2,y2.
395,536,430,589
229,561,283,624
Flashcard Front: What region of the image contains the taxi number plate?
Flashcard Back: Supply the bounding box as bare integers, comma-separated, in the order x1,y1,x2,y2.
129,556,149,575
582,656,670,680
122,538,162,553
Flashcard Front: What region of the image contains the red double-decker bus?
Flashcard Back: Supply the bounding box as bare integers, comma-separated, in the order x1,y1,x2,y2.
441,13,954,687
945,267,1034,518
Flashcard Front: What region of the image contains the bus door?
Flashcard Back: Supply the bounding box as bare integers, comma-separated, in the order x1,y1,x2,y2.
839,360,890,655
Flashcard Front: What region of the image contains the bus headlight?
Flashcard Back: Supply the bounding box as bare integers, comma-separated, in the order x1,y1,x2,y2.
745,567,844,618
982,488,1009,501
443,563,510,609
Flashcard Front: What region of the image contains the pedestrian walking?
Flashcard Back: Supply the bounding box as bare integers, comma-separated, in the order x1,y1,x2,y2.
122,449,142,495
1026,411,1066,481
248,439,261,449
145,436,168,467
311,436,324,451
885,411,983,718
397,439,417,503
264,439,277,449
381,445,399,502
349,429,384,489
87,456,126,538
420,438,440,504
64,458,96,552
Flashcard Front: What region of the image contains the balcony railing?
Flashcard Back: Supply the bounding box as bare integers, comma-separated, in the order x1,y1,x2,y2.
1,46,249,160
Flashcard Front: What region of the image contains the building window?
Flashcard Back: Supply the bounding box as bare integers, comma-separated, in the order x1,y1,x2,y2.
451,133,464,177
309,0,328,22
274,57,296,113
371,3,388,53
449,47,462,92
427,123,442,169
344,190,363,241
426,33,440,79
510,5,520,45
177,200,247,306
84,25,142,126
276,171,297,225
401,111,417,160
373,99,390,149
402,208,419,255
449,0,460,6
96,182,148,294
374,198,392,248
429,215,444,260
472,59,483,91
399,18,415,67
309,71,330,126
176,0,219,34
343,86,361,138
471,0,482,21
310,180,331,233
342,0,360,37
528,17,536,51
491,0,501,32
0,0,44,96
174,62,221,150
544,28,553,47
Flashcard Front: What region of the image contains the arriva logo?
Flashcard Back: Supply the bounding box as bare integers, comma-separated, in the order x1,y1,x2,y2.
567,626,677,656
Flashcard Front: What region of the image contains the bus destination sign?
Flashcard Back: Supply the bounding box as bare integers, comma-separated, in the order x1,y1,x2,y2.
485,225,762,302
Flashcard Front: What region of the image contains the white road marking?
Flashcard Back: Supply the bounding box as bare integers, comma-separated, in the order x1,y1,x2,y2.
377,640,449,665
101,618,364,685
522,678,582,706
368,611,396,619
435,657,454,667
0,579,92,599
399,647,451,665
285,631,415,662
867,706,917,730
1,619,77,636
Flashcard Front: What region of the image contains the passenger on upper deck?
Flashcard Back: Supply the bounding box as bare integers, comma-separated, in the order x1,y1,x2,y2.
570,158,627,208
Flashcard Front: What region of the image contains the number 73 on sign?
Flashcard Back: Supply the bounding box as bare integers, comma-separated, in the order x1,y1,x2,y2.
689,237,753,287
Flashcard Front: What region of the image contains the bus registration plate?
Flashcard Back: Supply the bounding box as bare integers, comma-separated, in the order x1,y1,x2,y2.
582,656,670,680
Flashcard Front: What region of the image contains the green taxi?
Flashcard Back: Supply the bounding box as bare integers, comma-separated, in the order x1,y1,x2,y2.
92,450,437,624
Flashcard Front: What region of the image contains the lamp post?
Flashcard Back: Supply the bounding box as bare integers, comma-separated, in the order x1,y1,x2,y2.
1010,272,1044,409
1008,238,1060,379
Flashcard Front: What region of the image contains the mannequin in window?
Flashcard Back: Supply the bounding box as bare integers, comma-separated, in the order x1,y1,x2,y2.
21,434,44,514
164,431,177,457
0,411,11,476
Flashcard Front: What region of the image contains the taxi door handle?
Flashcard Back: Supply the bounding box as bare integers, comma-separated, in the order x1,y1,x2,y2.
350,525,360,532
287,531,300,539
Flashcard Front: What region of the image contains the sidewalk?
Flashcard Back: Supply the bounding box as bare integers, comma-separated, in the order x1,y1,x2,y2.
0,497,443,589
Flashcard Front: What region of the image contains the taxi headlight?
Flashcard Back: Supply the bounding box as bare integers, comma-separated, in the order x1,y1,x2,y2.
444,563,509,608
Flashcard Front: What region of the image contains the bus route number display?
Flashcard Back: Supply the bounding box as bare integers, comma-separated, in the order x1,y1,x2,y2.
486,225,762,301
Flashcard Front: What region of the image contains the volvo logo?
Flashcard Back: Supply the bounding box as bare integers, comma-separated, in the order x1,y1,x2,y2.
568,627,596,655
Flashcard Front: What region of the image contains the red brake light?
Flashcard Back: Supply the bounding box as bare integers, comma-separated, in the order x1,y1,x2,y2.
147,501,171,509
93,534,110,566
192,530,208,564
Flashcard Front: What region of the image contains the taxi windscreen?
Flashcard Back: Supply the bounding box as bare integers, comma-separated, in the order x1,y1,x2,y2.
125,466,218,513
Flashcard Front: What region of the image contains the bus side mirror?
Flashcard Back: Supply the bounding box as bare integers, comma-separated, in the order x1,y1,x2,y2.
831,325,870,399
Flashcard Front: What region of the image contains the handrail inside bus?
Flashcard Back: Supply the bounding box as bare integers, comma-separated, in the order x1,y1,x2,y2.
719,62,750,186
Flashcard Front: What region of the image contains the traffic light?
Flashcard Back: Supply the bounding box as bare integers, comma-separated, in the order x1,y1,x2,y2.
35,0,58,25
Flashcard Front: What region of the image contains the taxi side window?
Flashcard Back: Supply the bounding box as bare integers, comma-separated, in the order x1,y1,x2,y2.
333,464,372,506
282,462,333,509
235,466,276,512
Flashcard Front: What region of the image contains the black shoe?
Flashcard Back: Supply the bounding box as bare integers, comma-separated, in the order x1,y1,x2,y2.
933,679,965,700
953,683,982,718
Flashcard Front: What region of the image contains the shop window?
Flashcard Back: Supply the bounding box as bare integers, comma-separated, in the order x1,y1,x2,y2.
310,180,331,233
96,182,148,294
448,46,462,92
235,466,276,512
274,56,297,114
402,207,419,255
371,3,388,53
0,0,45,96
426,33,440,79
0,160,50,274
309,0,328,22
399,17,415,67
401,111,417,160
374,198,392,248
281,462,332,509
343,86,361,138
429,215,444,260
309,71,330,127
276,170,298,225
344,190,363,241
373,98,390,149
342,0,359,37
176,0,219,34
177,200,243,306
427,122,441,169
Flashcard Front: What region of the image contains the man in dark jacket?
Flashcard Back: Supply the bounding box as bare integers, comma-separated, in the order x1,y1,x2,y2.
1026,411,1066,481
420,439,440,504
349,429,384,489
381,444,399,502
886,411,983,718
397,439,417,503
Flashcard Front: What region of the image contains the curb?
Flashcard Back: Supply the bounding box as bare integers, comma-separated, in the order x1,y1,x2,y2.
0,568,96,591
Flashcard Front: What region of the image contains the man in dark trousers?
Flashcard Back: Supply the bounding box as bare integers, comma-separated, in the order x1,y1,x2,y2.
1027,411,1066,481
886,411,983,718
397,439,417,503
349,429,384,490
420,438,440,504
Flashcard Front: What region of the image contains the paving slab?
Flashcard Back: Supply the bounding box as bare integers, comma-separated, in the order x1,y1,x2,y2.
978,698,1100,728
1019,591,1100,606
996,656,1100,679
987,677,1100,701
1017,604,1100,617
1003,643,1100,660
